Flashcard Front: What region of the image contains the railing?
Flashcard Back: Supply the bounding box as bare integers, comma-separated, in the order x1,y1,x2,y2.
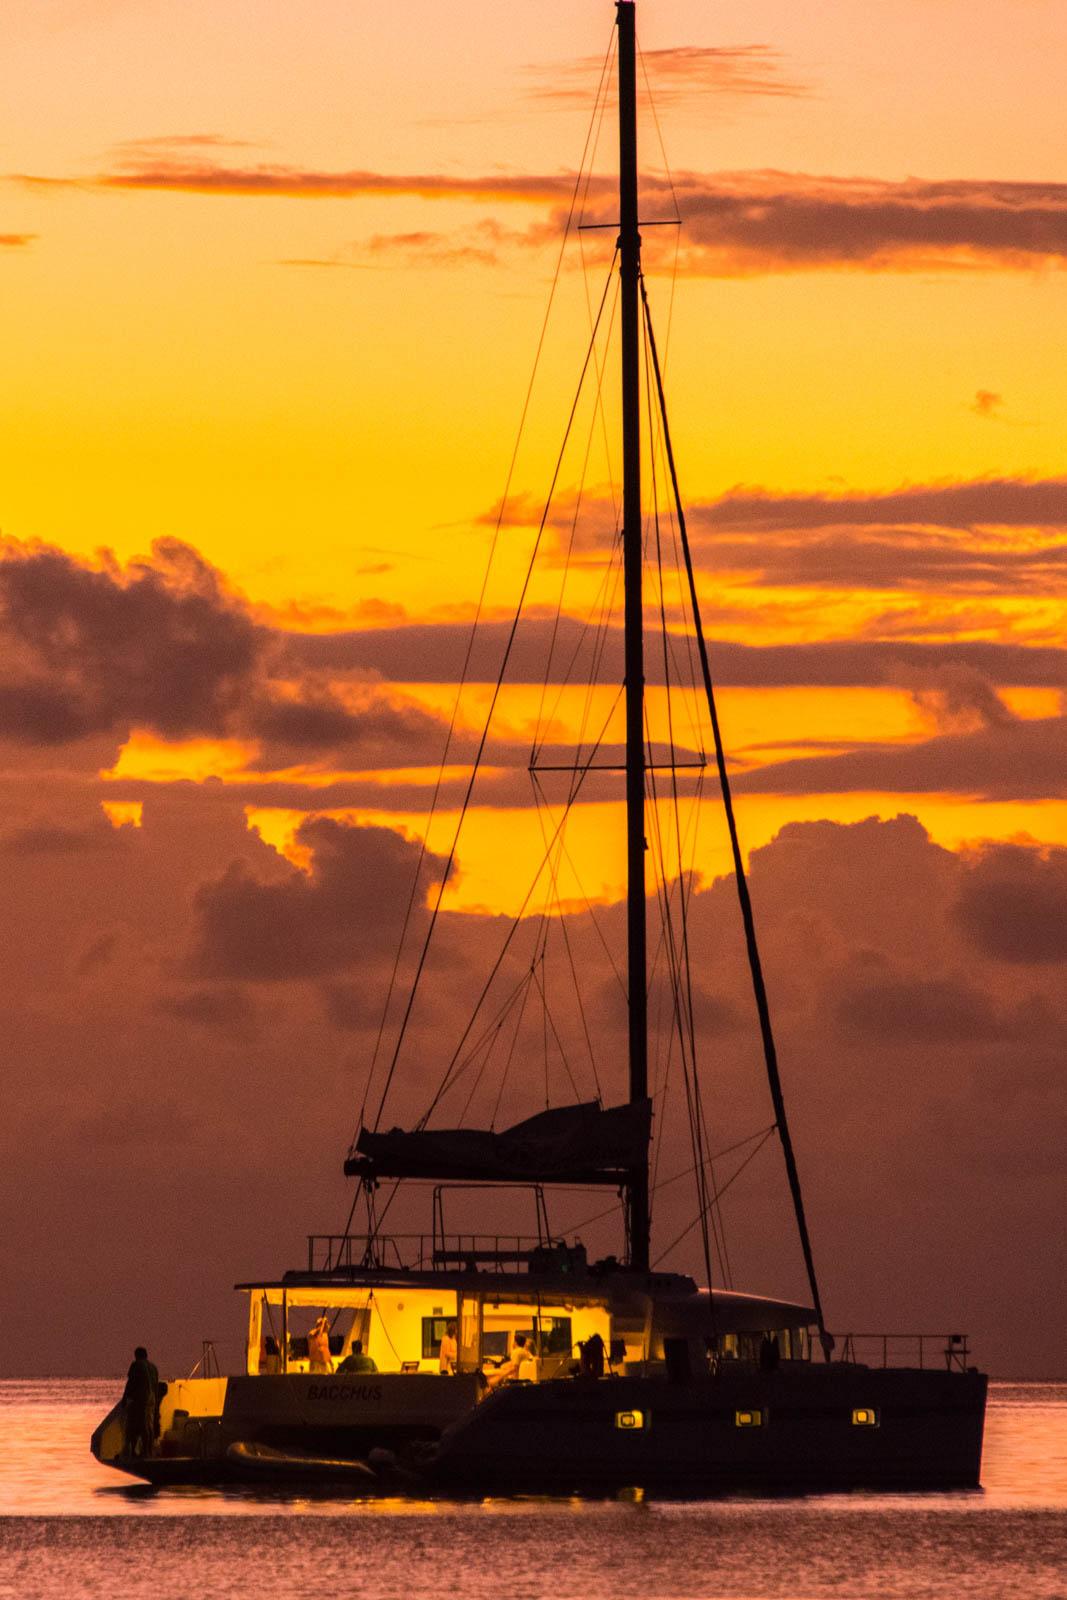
306,1233,562,1274
832,1332,971,1371
187,1339,223,1379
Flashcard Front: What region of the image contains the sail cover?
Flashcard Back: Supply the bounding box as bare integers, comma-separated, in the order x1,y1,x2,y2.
345,1099,651,1185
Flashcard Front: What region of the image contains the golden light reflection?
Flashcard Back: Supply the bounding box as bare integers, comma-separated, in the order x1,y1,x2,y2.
272,793,1067,917
106,732,259,784
100,800,143,830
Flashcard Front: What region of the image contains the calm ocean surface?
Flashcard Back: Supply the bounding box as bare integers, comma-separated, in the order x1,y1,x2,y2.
0,1380,1063,1599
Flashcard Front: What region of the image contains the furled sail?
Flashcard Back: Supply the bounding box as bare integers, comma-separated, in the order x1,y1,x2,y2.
345,1099,651,1185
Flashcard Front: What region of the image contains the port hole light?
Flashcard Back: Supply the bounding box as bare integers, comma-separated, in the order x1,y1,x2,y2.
852,1408,879,1427
615,1410,646,1430
735,1409,763,1428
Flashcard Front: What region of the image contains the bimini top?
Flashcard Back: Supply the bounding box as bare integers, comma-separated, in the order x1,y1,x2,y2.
345,1099,652,1186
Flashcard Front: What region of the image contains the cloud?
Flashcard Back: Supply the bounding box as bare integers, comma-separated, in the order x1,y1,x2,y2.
970,389,1004,420
527,45,809,106
0,233,35,248
355,218,536,269
694,478,1067,532
671,478,1067,594
186,815,446,982
293,619,1067,689
659,172,1067,275
155,985,258,1032
730,712,1067,801
835,970,1006,1041
955,843,1067,964
0,819,125,855
111,134,263,155
900,664,1019,734
85,162,574,203
0,537,453,767
690,527,1067,595
0,793,1065,1378
23,149,1067,275
0,537,262,744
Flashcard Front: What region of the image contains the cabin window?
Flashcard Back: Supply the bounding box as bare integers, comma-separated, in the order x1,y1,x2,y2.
421,1317,453,1360
735,1409,763,1428
533,1315,573,1356
615,1410,647,1430
852,1407,879,1427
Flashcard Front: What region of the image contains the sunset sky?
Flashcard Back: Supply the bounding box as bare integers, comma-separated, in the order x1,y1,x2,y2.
2,0,1065,1378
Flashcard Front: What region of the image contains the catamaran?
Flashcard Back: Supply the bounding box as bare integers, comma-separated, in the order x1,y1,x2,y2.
93,0,987,1492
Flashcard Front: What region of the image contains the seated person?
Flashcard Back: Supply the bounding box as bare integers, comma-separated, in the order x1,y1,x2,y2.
486,1333,535,1389
336,1338,378,1374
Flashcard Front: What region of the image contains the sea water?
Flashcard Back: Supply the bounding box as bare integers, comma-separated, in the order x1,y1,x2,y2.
0,1380,1063,1599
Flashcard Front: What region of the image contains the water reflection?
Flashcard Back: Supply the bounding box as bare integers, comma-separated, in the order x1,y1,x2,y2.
0,1381,1064,1600
0,1380,1065,1517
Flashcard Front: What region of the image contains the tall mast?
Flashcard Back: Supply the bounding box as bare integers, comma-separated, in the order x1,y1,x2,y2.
617,0,649,1271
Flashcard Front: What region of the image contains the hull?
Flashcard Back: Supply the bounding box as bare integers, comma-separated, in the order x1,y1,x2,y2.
431,1364,988,1494
94,1363,986,1494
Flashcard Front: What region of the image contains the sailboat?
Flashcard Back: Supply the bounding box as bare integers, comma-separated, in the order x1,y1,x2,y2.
92,0,987,1492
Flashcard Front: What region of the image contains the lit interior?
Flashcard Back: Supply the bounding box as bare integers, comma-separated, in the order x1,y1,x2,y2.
242,1284,611,1378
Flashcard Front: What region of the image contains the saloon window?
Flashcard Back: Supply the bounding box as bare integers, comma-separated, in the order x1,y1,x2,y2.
421,1317,453,1360
533,1316,573,1355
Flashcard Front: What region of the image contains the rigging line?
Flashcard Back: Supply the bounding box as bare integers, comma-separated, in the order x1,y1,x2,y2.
530,772,603,1102
531,957,585,1108
566,533,623,790
647,958,680,1231
455,1003,517,1129
646,744,718,1286
416,685,624,1127
641,279,830,1349
532,280,623,763
578,30,617,228
356,53,616,1145
653,482,723,1292
370,261,620,1136
557,832,626,997
637,37,684,364
642,320,716,1295
530,279,612,765
561,1124,776,1236
489,959,536,1130
652,1128,777,1270
542,942,551,1108
637,39,682,228
534,445,623,775
446,963,538,1115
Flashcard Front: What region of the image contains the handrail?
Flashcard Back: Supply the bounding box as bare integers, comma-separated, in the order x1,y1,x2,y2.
831,1332,971,1371
306,1232,564,1274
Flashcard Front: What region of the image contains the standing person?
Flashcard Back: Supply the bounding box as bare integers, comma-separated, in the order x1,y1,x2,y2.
579,1331,605,1379
122,1347,158,1458
308,1312,333,1374
438,1320,458,1374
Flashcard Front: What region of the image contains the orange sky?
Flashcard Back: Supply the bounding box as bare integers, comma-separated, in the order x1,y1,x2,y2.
3,0,1067,1376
